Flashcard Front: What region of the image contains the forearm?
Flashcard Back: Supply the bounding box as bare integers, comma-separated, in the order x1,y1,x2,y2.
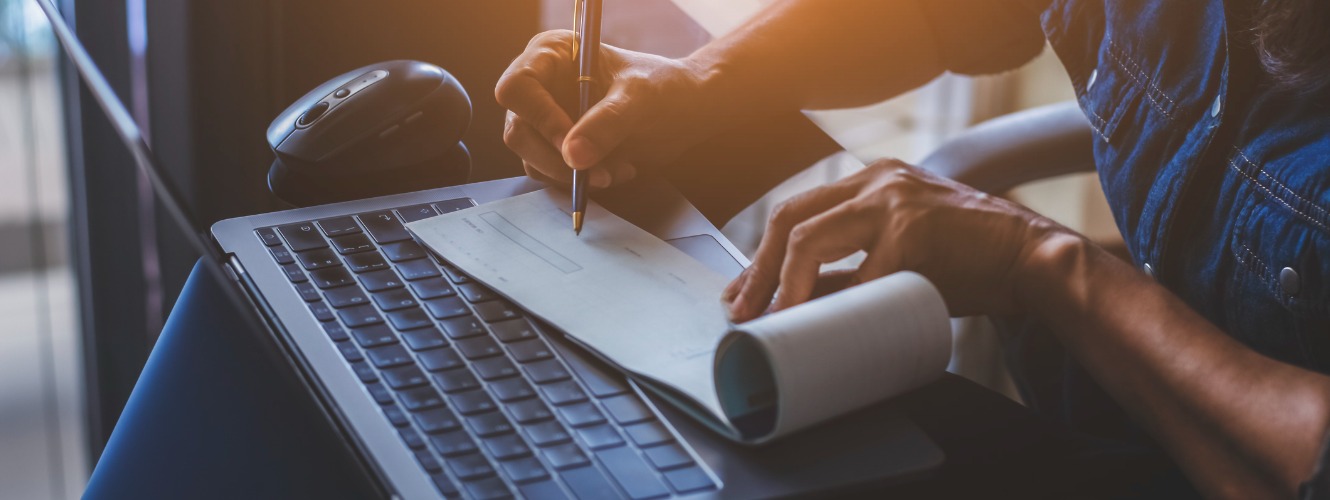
684,0,945,115
1020,233,1330,497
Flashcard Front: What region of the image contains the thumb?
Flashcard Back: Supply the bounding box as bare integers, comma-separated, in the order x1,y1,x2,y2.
562,89,641,169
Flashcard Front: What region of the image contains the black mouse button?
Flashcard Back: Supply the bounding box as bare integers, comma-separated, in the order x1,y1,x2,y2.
297,101,330,128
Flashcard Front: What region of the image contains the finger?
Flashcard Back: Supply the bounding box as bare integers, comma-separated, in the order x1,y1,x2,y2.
505,113,575,184
495,33,577,148
771,202,877,312
721,269,751,318
730,182,864,321
810,269,858,300
562,87,642,169
588,149,640,189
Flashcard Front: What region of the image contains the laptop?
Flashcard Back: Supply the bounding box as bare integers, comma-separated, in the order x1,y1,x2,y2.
43,1,942,498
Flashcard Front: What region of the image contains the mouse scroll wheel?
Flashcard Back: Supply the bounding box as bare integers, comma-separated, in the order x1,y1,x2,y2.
297,102,330,127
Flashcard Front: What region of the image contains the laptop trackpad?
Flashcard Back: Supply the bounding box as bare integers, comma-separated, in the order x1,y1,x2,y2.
667,235,744,279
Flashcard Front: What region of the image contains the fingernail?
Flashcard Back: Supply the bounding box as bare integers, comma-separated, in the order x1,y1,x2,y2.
591,169,612,188
564,137,596,168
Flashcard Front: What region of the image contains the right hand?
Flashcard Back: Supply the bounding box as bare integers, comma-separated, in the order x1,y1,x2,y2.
495,30,724,188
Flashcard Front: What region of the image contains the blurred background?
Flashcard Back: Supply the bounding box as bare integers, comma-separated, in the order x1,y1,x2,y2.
0,0,1115,497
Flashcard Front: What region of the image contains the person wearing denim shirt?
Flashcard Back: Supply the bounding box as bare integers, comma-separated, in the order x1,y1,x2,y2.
496,0,1330,496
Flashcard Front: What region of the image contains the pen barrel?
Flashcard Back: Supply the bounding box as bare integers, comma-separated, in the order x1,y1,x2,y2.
575,0,602,81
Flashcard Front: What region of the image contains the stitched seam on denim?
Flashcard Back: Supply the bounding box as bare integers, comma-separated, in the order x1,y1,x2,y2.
1227,156,1330,233
1233,147,1330,223
1104,41,1176,120
1108,40,1180,109
1237,243,1275,289
1085,107,1112,142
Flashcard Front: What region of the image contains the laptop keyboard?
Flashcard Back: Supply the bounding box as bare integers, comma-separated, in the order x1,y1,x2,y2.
254,198,716,499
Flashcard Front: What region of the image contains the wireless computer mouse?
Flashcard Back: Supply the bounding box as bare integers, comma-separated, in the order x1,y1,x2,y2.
265,60,473,206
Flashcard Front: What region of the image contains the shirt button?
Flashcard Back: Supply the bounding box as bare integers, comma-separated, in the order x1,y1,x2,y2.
1086,69,1099,91
1143,262,1155,279
1210,95,1222,118
1280,267,1300,295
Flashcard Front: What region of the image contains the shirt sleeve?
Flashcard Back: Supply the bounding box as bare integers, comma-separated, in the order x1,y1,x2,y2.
916,0,1050,75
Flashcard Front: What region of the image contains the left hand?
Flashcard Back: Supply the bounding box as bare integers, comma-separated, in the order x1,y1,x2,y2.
722,159,1074,322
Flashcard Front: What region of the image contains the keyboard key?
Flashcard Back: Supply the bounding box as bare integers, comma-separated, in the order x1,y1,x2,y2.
414,407,461,434
280,263,307,283
277,222,327,251
418,347,465,372
448,453,496,481
441,316,486,339
456,336,503,360
338,304,385,328
458,282,498,303
473,300,522,323
491,319,538,343
541,381,588,406
464,477,510,500
434,197,476,213
294,281,321,302
395,259,442,281
507,399,553,424
543,443,589,469
308,302,335,322
366,382,394,405
465,411,513,436
559,402,606,428
430,430,478,457
490,377,537,403
409,278,455,299
330,233,375,255
386,308,433,331
344,252,388,273
472,357,519,381
256,227,282,246
560,465,619,498
400,427,426,450
451,390,498,416
597,446,671,499
430,473,460,497
644,443,693,470
337,342,363,362
559,344,631,398
357,269,404,292
367,344,413,369
308,267,355,289
368,289,415,314
483,433,532,460
317,216,361,237
398,386,445,411
602,395,654,425
400,327,447,351
578,424,624,450
397,203,439,223
350,325,396,348
524,359,571,384
358,210,411,243
524,420,572,447
269,246,296,265
663,466,715,494
324,322,351,342
415,450,443,473
435,370,481,394
382,240,427,262
324,287,369,308
383,405,410,427
508,339,553,364
442,264,472,284
623,422,672,448
502,457,550,484
423,296,470,320
381,365,428,389
350,361,378,383
296,247,341,270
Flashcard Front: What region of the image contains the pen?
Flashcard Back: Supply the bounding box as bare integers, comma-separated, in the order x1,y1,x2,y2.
571,0,602,235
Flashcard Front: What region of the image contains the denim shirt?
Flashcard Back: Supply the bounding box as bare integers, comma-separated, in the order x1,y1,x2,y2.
1037,0,1330,374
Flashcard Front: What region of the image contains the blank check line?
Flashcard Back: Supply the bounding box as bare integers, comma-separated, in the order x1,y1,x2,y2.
478,211,583,273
